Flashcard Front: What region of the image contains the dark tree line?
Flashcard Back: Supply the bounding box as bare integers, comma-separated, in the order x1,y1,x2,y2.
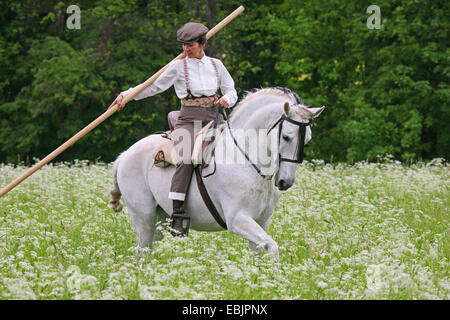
0,0,448,164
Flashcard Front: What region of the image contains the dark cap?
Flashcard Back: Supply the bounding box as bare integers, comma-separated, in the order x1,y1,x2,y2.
177,22,209,42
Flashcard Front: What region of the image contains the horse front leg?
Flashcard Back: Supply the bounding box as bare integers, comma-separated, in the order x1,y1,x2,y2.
227,211,279,260
249,218,271,255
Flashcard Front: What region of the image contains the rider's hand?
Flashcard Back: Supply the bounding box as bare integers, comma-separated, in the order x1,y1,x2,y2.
215,97,230,109
108,94,125,111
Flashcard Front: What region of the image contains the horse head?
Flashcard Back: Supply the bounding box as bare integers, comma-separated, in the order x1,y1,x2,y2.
275,102,325,191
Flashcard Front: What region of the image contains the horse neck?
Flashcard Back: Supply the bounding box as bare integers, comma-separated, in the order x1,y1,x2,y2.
229,97,285,130
225,100,285,177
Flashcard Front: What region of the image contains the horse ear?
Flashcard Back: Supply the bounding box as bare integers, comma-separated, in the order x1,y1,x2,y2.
284,102,290,115
308,106,325,118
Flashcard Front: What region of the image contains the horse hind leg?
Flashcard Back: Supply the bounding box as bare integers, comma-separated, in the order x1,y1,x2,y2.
127,201,158,249
119,175,160,249
153,206,169,243
126,194,171,250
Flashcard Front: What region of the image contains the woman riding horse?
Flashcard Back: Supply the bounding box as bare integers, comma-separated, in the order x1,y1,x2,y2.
109,22,238,237
109,87,325,259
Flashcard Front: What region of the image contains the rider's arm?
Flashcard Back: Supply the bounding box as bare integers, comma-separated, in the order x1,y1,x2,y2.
217,60,238,108
120,60,180,101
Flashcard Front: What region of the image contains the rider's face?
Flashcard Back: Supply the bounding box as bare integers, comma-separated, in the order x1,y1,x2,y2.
182,41,205,59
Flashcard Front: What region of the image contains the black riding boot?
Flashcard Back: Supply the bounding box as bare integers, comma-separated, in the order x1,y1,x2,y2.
170,200,190,237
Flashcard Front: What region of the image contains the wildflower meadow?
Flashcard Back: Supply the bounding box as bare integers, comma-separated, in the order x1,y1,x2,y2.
0,158,448,299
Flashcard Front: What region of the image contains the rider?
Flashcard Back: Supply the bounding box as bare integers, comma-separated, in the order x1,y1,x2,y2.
109,22,238,236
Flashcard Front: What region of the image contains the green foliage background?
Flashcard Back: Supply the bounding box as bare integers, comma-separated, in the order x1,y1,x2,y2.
0,0,448,164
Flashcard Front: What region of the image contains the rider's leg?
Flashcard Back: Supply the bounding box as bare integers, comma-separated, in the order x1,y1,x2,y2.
168,106,217,236
169,164,194,236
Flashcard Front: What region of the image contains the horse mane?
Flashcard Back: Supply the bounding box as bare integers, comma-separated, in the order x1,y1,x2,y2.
229,87,304,119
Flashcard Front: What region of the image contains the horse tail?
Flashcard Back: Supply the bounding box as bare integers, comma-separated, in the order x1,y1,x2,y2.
109,153,124,212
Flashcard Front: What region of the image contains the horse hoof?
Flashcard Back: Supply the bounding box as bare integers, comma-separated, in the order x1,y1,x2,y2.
264,242,279,260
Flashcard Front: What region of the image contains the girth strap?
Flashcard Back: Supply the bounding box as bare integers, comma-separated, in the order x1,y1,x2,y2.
194,167,227,230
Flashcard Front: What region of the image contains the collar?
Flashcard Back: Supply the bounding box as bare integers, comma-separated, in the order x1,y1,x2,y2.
187,53,208,64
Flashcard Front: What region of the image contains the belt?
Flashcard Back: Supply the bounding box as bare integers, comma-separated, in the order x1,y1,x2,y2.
181,94,218,108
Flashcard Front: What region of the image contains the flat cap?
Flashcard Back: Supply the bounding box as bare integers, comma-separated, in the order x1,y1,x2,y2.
177,22,209,42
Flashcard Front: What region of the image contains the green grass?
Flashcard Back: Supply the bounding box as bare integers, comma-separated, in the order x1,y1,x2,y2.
0,158,448,299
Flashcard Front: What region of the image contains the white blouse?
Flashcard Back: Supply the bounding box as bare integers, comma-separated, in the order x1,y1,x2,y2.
121,54,238,107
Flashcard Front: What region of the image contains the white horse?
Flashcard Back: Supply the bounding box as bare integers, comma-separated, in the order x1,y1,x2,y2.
109,87,324,259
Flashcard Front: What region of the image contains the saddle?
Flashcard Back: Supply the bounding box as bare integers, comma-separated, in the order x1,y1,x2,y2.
152,111,226,168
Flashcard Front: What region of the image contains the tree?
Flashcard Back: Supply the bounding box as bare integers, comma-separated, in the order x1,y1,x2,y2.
0,0,448,164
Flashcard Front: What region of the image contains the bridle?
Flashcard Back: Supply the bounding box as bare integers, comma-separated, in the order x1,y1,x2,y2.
224,106,313,179
267,113,313,163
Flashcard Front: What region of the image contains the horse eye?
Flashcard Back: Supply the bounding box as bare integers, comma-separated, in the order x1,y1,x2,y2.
282,135,291,142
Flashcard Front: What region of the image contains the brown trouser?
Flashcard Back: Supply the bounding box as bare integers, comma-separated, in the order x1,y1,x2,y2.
169,106,222,201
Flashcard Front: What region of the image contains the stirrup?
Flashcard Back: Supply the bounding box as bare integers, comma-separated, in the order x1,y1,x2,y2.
170,213,190,237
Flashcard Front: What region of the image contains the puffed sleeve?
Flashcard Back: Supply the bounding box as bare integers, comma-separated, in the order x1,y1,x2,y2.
121,60,180,101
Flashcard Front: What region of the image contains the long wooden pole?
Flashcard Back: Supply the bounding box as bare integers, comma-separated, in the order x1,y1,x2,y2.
0,5,244,198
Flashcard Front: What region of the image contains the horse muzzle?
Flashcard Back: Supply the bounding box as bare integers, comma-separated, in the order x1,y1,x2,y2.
276,177,295,191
